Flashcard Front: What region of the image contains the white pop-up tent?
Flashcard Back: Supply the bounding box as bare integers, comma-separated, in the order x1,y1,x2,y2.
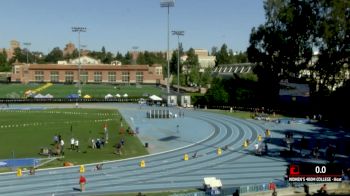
104,94,113,99
203,177,222,191
44,94,54,98
34,94,45,98
149,95,162,101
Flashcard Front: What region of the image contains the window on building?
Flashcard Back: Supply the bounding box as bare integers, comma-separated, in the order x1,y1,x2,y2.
65,71,74,83
108,72,116,83
80,71,88,83
14,66,20,74
94,72,102,83
35,71,44,82
156,67,162,75
136,71,143,83
50,71,59,82
122,71,129,83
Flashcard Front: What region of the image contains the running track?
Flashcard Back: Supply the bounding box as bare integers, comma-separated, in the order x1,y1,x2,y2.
0,104,321,195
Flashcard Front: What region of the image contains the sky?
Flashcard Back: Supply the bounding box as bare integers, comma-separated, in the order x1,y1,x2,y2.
0,0,265,55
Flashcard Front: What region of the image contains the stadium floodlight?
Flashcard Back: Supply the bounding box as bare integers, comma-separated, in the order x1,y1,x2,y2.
160,0,175,94
71,26,87,97
172,31,184,93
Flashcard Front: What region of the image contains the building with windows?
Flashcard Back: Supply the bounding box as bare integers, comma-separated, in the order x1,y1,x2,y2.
11,56,163,84
181,49,216,69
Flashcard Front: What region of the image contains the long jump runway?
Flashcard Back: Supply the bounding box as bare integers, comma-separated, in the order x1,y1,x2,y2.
0,105,297,195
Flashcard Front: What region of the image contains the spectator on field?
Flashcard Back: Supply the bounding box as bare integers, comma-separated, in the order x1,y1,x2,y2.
96,139,101,149
115,143,122,155
60,139,65,155
53,135,59,144
91,139,96,149
70,137,75,150
75,139,79,152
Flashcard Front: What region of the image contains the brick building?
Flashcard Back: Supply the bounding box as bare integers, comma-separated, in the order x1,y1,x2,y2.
11,57,164,84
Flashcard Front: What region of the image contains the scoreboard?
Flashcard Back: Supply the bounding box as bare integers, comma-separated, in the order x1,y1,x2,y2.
288,163,342,182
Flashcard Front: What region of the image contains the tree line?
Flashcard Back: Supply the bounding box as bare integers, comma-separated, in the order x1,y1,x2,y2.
195,0,349,127
247,0,349,102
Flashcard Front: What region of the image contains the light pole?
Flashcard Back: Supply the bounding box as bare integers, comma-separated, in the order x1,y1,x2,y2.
23,42,31,64
172,30,184,93
71,26,86,97
160,0,175,94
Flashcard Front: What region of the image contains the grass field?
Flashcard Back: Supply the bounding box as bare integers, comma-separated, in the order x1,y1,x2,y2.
0,108,148,168
0,83,163,98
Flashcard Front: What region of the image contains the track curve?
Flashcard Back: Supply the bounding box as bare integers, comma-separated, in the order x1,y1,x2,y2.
0,106,288,196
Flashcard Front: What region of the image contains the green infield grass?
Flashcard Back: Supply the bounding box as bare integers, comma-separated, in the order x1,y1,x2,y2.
0,83,163,98
208,109,288,119
0,108,148,169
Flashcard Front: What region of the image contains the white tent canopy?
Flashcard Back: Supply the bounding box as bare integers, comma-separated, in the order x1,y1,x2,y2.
149,95,162,101
123,93,128,97
105,94,113,99
44,94,53,98
34,94,45,98
115,94,121,97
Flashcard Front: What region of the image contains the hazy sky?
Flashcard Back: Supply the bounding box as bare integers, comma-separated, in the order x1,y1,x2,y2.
0,0,265,54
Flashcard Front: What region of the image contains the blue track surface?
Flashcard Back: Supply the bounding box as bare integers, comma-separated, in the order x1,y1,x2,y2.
0,158,39,168
0,103,348,196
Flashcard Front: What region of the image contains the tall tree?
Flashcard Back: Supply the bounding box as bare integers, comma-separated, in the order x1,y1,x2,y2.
311,0,350,93
136,52,146,64
102,52,114,64
205,78,229,105
247,0,316,103
169,50,179,74
45,47,64,63
115,52,124,62
10,48,27,64
0,49,9,71
184,48,200,85
123,52,132,65
215,44,232,66
211,46,218,56
199,67,213,87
